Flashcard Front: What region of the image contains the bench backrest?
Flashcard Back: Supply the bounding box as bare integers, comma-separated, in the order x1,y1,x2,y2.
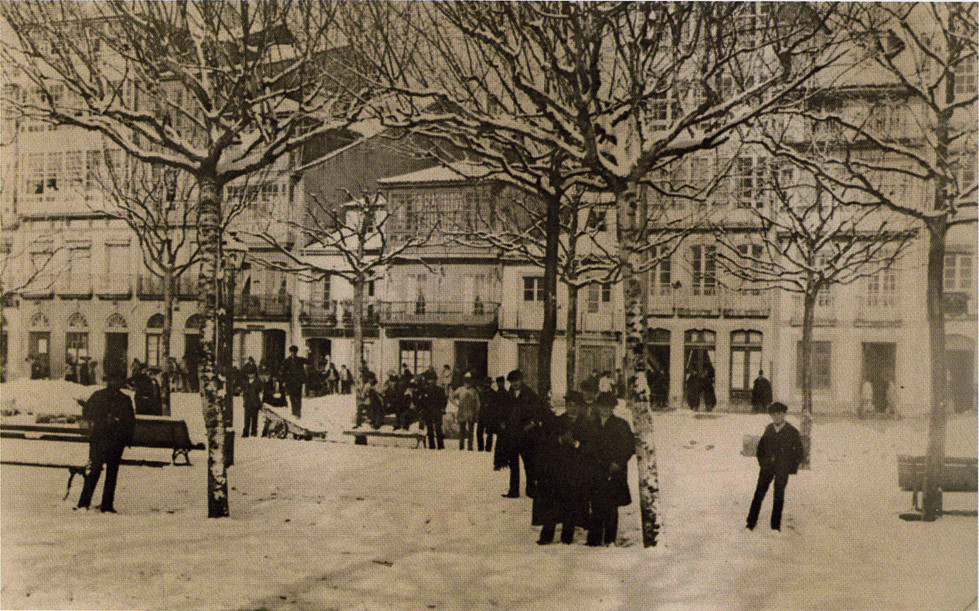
897,455,978,492
131,417,195,449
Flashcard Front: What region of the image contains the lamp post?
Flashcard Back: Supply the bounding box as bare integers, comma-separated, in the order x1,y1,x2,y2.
221,231,248,467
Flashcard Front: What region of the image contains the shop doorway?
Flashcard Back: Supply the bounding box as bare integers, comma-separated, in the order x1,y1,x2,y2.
644,329,671,407
104,332,129,379
947,335,976,413
454,341,488,380
861,342,896,413
28,331,51,379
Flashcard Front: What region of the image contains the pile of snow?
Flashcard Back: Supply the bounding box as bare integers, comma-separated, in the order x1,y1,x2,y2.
0,379,103,417
1,387,975,610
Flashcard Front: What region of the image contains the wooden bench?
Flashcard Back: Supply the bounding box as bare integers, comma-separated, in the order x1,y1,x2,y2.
897,455,978,514
1,458,169,499
259,406,327,441
343,429,427,448
0,416,204,465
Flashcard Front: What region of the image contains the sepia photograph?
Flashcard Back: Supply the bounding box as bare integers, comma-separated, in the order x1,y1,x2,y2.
0,1,975,609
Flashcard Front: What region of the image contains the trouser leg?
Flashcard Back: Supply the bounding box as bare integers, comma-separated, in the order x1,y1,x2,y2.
77,460,104,508
425,418,436,449
771,473,789,530
486,432,494,453
476,422,485,451
560,515,576,544
587,501,612,545
604,507,619,544
747,468,775,528
538,522,556,544
521,448,537,497
507,454,520,495
100,456,121,511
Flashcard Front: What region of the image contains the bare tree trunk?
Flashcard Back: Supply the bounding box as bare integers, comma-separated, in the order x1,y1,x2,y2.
921,221,948,521
161,269,173,416
538,194,561,398
565,282,579,399
800,289,817,470
197,175,229,519
352,274,364,385
621,190,661,547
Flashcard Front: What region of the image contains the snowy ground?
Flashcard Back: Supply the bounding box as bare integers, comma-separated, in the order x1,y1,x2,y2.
1,389,976,610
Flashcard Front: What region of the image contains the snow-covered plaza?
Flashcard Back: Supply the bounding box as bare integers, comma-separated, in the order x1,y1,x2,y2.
1,385,975,610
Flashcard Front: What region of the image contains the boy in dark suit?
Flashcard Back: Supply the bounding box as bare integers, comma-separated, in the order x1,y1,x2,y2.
746,401,806,531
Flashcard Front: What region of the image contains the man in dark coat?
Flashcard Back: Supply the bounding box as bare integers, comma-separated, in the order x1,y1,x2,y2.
418,372,446,450
497,369,550,499
77,369,136,513
536,391,593,545
279,345,307,419
751,370,773,413
129,362,161,416
241,371,263,438
582,392,635,546
746,401,806,531
476,376,503,452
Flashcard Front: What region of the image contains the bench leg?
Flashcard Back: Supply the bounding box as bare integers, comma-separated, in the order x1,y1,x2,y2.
172,448,192,466
261,418,272,438
64,466,85,501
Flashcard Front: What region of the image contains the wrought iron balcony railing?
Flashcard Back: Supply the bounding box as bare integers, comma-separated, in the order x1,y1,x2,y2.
378,300,500,327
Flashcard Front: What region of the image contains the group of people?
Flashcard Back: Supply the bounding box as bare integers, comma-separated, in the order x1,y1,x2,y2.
359,366,507,452
493,370,637,547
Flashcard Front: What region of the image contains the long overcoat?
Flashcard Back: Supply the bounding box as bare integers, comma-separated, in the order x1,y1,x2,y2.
581,413,635,507
83,387,136,461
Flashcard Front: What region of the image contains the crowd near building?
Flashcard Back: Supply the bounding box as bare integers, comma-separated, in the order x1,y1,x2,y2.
0,8,975,418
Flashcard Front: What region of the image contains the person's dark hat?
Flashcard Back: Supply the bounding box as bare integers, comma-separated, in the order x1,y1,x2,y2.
495,376,505,385
104,366,127,386
768,401,788,414
506,369,523,383
289,345,299,353
565,390,585,405
423,369,437,382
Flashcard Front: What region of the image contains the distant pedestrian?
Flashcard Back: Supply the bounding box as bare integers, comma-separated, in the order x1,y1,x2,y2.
76,368,135,513
536,392,593,545
130,362,161,416
701,362,716,412
685,368,701,411
452,373,480,451
242,371,263,438
340,364,354,394
242,356,258,378
476,376,504,452
859,378,874,418
279,345,307,419
325,361,340,395
751,369,773,414
419,371,447,450
439,365,453,392
746,402,805,532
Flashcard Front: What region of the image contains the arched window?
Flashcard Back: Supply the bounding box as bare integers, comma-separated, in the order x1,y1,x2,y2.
67,312,89,329
106,313,128,330
29,312,50,330
730,330,763,405
147,313,165,329
185,314,203,331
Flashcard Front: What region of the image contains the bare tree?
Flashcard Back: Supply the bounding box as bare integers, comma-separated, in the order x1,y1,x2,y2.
714,161,915,466
253,190,438,392
2,0,374,517
344,0,847,547
97,156,202,415
756,3,977,519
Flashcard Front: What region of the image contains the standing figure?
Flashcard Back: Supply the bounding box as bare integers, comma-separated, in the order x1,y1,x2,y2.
859,378,874,418
497,369,549,499
76,369,135,513
452,373,480,451
242,370,263,438
476,376,503,452
418,372,447,450
242,356,258,378
746,402,805,532
325,361,340,395
130,362,160,416
685,367,702,411
885,380,901,419
581,393,635,546
751,369,773,413
701,362,717,412
279,345,307,419
536,392,593,545
439,365,453,393
338,364,352,394
383,371,409,430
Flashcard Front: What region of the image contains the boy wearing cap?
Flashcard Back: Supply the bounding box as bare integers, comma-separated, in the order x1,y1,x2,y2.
746,401,806,531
